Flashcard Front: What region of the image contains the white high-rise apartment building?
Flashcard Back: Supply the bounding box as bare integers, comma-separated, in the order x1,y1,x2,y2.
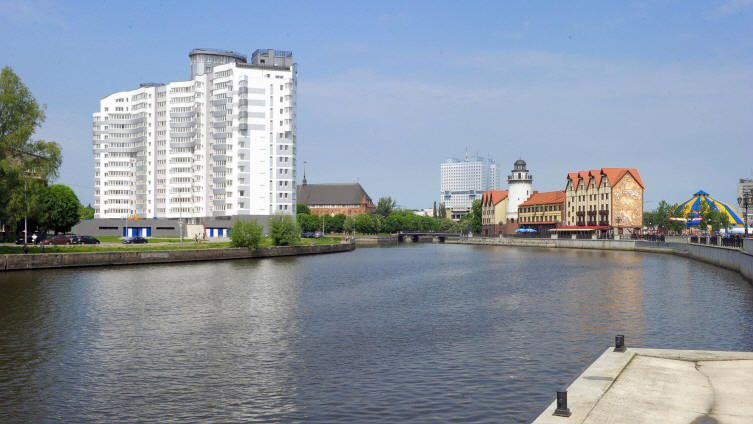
440,154,498,209
93,48,297,219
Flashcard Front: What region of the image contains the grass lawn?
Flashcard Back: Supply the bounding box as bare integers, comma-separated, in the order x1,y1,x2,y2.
0,236,342,254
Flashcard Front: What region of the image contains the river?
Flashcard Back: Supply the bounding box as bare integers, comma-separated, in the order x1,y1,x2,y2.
1,244,752,423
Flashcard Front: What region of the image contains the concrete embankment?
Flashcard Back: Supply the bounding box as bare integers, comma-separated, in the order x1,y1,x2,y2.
354,236,398,245
0,242,355,271
532,347,753,423
450,238,753,283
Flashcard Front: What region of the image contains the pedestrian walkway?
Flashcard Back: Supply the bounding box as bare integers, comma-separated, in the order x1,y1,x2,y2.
533,348,753,424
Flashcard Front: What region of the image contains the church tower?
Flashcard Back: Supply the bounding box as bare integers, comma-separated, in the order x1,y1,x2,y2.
506,159,533,222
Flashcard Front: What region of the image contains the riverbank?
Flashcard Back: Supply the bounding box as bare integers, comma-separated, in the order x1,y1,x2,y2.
0,242,355,271
449,237,753,283
532,346,753,423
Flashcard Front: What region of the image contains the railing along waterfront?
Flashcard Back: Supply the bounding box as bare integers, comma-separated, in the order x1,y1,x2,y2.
689,235,744,249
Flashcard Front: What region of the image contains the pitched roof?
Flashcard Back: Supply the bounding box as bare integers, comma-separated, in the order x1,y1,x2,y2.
519,190,566,206
601,168,644,189
566,168,644,190
482,190,509,206
296,183,373,206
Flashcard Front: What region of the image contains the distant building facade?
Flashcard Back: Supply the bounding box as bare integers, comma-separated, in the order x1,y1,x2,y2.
296,182,375,216
506,159,533,223
564,168,644,236
517,191,566,233
481,190,509,236
739,178,753,230
440,154,498,210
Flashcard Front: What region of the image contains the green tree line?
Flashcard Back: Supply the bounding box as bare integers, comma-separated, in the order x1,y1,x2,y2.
293,197,484,235
1,66,90,237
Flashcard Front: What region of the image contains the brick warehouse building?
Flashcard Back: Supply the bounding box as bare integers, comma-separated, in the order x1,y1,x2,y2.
296,182,376,216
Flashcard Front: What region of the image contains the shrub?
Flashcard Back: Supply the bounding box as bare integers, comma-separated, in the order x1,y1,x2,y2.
270,214,300,246
229,219,263,249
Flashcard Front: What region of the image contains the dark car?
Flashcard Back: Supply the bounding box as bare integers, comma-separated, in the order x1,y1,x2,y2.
15,232,47,245
301,232,315,238
78,235,101,245
43,234,75,245
123,236,148,244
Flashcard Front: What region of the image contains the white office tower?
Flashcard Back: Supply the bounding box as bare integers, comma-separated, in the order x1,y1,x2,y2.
506,159,533,222
93,48,297,219
440,154,499,209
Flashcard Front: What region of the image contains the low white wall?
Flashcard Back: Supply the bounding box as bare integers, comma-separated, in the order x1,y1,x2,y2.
454,237,752,283
686,244,753,282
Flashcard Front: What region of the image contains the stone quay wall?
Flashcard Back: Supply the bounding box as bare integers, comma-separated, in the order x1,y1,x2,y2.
0,243,355,272
450,237,753,283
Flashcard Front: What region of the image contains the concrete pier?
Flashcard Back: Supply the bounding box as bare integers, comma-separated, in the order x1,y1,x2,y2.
533,348,753,423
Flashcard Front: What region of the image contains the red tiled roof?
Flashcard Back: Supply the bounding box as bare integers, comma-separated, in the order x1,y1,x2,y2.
601,168,644,189
519,190,566,206
566,168,644,190
482,190,508,206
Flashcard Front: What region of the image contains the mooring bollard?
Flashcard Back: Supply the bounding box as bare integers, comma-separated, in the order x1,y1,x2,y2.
614,334,626,352
553,390,571,417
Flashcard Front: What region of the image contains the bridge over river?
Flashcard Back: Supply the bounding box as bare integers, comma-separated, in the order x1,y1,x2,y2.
396,231,461,243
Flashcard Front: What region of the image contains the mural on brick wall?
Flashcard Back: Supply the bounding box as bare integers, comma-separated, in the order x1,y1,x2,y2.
612,174,643,228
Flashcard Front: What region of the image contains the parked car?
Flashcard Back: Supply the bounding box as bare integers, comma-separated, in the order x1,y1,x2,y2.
123,236,148,244
43,234,75,245
301,232,315,238
77,235,101,244
15,232,46,245
67,234,81,244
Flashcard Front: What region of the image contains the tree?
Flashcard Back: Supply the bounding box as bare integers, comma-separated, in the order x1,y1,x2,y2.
469,199,482,234
433,201,437,218
269,214,300,246
229,219,263,249
437,217,459,232
703,207,731,232
39,184,80,233
354,213,382,234
297,213,319,232
296,203,310,215
0,67,62,231
343,215,355,233
79,203,95,220
376,197,396,217
330,214,346,232
438,203,447,219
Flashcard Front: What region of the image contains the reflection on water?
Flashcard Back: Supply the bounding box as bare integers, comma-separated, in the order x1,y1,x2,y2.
1,244,752,423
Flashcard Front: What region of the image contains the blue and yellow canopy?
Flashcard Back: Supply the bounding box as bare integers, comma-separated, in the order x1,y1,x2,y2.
673,190,744,227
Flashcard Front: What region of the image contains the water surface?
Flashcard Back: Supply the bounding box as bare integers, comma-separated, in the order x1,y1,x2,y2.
1,244,752,423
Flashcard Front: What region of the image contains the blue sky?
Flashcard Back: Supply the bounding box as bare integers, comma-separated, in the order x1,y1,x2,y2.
1,0,752,209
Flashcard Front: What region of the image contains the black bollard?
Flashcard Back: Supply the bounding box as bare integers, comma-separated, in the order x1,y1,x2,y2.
614,334,626,352
553,390,571,417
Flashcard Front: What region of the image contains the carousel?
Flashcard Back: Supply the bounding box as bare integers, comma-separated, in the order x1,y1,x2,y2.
672,190,744,230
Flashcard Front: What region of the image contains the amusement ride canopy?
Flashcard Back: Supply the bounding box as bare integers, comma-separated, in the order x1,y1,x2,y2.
672,190,744,227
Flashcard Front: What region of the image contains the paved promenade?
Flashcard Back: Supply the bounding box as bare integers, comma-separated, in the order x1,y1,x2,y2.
533,348,753,424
